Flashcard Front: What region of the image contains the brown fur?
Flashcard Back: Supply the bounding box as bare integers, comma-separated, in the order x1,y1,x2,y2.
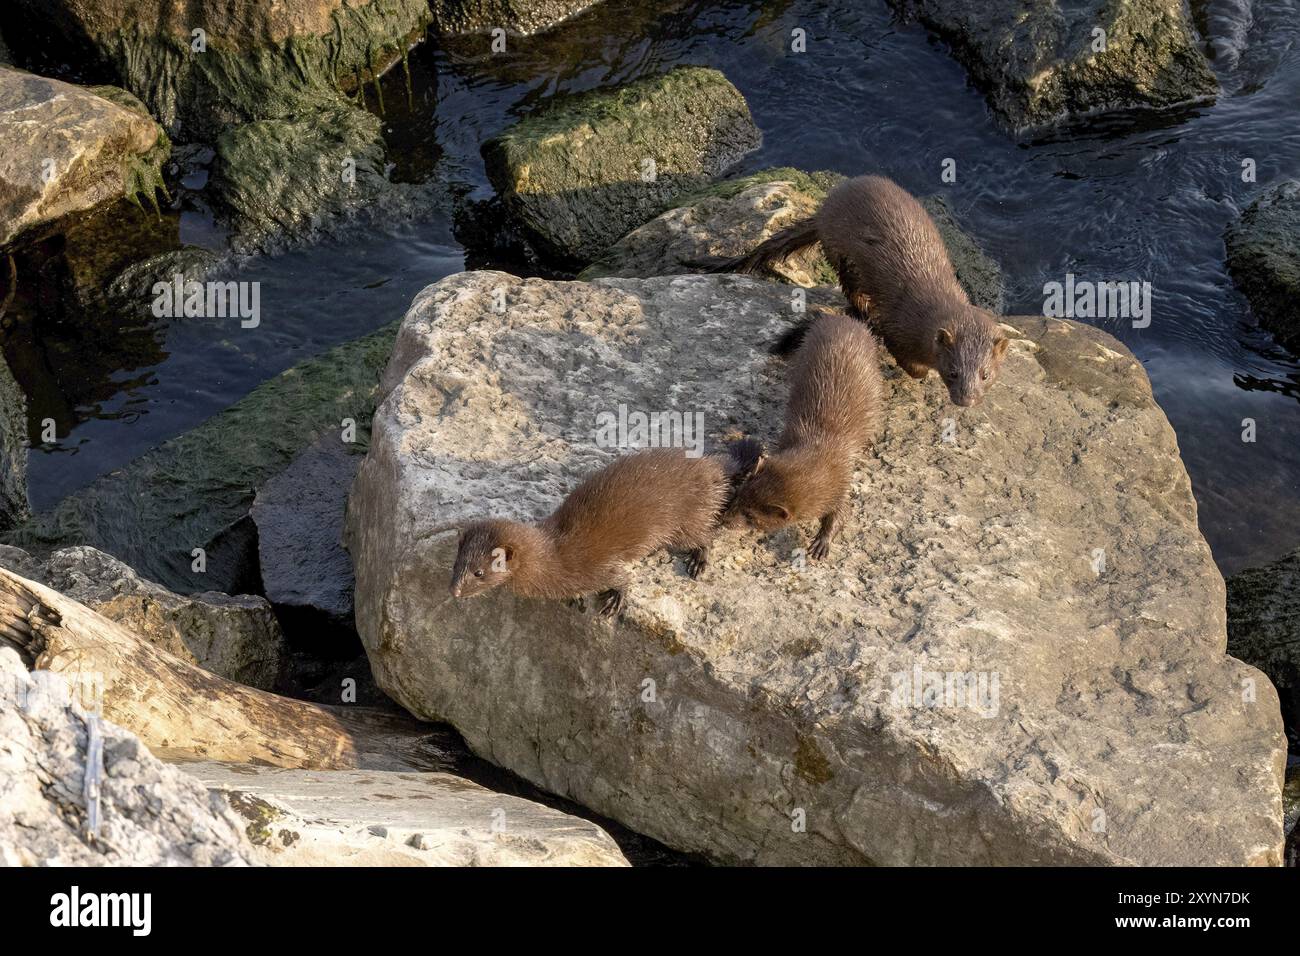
450,448,737,616
727,313,884,559
698,175,1010,407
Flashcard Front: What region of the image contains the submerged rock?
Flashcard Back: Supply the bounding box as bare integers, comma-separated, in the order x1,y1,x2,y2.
3,324,397,595
0,647,256,865
0,66,168,247
482,66,761,266
1226,180,1300,354
189,762,629,866
251,439,360,630
580,167,1004,311
889,0,1218,130
1227,547,1300,737
0,545,286,690
430,0,605,35
3,0,431,139
346,270,1285,866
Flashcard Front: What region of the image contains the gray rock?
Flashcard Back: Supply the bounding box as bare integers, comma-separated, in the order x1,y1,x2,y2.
0,647,257,865
890,0,1218,130
188,762,629,866
0,353,27,531
0,545,286,689
0,66,167,246
431,0,604,35
345,271,1286,866
1225,180,1300,354
581,168,1004,312
252,439,361,625
483,66,761,265
1227,547,1300,735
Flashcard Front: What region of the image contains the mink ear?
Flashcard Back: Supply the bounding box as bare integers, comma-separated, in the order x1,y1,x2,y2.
728,437,766,481
993,336,1011,359
937,327,955,348
764,503,791,522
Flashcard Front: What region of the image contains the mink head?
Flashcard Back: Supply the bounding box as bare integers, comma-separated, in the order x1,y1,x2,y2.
724,451,796,532
449,521,517,599
933,309,1011,407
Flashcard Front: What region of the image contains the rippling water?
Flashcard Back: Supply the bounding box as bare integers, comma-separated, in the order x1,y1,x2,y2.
6,0,1300,573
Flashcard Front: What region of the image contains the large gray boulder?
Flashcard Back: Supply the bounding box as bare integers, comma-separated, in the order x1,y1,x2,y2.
889,0,1217,130
0,66,167,246
0,545,286,690
346,271,1286,866
482,66,761,265
1226,180,1300,355
0,647,256,865
189,762,629,866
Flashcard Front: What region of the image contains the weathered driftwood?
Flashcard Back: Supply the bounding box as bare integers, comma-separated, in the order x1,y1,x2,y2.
0,567,442,771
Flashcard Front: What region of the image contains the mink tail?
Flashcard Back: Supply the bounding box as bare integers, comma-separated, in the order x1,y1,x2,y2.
680,218,820,276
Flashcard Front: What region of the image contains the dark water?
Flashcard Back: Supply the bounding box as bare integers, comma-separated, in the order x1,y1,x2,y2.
6,0,1300,574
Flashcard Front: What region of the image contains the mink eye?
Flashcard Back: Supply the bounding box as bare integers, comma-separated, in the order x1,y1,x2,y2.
474,569,485,578
981,368,990,381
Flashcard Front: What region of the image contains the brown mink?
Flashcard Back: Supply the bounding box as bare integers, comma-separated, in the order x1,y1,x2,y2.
449,444,759,617
727,312,884,560
689,174,1010,407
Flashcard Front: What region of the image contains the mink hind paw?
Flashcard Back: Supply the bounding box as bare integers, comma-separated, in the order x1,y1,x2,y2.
686,548,709,579
597,588,625,618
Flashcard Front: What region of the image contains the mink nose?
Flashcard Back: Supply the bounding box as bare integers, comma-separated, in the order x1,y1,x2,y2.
450,582,461,598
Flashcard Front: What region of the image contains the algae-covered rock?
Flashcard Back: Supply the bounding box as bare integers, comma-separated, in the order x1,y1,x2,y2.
0,353,28,530
5,0,431,138
580,167,1004,311
0,544,287,690
1227,547,1300,736
1226,180,1300,354
431,0,605,35
483,66,761,265
0,66,168,247
346,270,1285,866
3,323,398,595
890,0,1217,130
190,763,630,866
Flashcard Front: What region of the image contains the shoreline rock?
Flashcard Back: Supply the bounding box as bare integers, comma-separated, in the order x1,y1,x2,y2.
0,352,27,531
188,762,630,866
1226,180,1300,354
430,0,605,36
346,270,1285,865
482,66,761,266
1227,547,1300,739
890,0,1218,131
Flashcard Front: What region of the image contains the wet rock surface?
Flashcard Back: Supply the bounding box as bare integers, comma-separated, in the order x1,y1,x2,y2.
1226,179,1300,355
1228,547,1300,740
347,270,1285,866
431,0,605,35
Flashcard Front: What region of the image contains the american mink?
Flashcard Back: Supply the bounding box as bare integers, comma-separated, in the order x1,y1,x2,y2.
450,445,758,617
727,312,883,560
691,175,1010,407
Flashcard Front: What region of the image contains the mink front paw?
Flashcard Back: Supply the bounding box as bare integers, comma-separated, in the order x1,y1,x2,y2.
808,535,831,561
597,588,625,618
686,548,709,580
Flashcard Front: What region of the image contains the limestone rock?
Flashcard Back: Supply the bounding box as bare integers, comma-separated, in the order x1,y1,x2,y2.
346,271,1285,866
1226,180,1300,354
252,440,360,628
188,762,629,866
889,0,1217,130
1227,547,1300,735
580,167,1004,311
0,545,286,690
431,0,604,35
0,66,167,246
0,647,257,866
483,66,761,265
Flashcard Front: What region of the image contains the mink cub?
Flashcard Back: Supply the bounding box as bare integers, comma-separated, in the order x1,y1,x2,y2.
449,446,757,617
727,312,883,560
692,174,1010,407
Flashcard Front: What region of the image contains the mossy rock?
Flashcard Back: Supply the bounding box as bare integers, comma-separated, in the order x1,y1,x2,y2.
483,66,761,266
1226,180,1300,354
1227,547,1300,739
582,167,1004,312
3,324,398,594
